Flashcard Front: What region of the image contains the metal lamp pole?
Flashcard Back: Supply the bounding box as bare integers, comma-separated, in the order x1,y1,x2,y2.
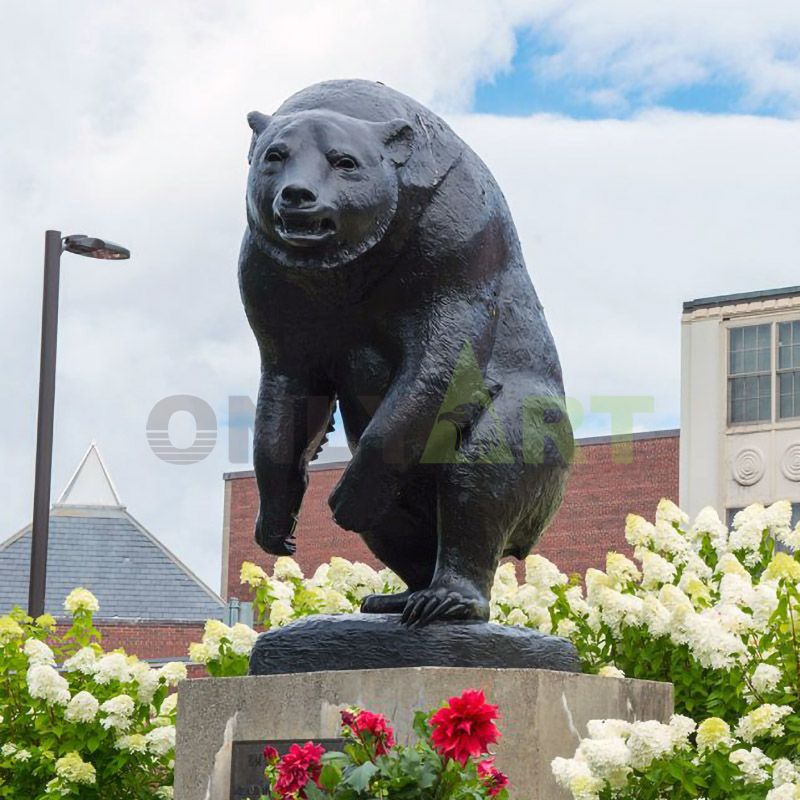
28,230,130,618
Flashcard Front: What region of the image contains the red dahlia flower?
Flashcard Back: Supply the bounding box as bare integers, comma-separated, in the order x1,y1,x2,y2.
478,758,509,796
273,741,325,798
263,745,279,764
429,689,500,765
350,710,395,755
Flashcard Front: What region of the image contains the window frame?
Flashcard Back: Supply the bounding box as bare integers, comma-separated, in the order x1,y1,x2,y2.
726,322,774,426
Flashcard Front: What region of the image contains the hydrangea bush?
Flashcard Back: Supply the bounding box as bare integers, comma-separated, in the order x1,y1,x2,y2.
196,499,800,799
257,689,509,799
0,588,181,799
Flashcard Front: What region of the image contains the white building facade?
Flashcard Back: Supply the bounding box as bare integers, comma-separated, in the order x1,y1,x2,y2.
680,286,800,524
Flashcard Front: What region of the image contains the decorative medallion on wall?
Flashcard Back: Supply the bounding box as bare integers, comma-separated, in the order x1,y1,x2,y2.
780,444,800,482
732,447,765,486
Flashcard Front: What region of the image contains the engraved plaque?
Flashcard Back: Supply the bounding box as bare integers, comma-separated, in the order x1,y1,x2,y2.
230,739,345,800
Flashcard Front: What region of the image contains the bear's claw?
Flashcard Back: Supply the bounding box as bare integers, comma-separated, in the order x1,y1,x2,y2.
400,584,489,628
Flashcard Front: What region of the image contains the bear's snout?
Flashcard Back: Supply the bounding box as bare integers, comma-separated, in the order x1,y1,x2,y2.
279,183,318,209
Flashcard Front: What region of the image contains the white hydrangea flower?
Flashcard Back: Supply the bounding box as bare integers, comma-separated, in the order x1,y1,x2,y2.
598,665,625,678
730,505,769,565
0,615,24,644
64,587,100,615
226,624,257,656
269,600,294,628
130,660,159,704
100,694,136,731
625,514,655,548
586,719,633,740
240,561,268,587
524,554,567,591
64,690,100,723
160,693,178,717
94,652,132,685
565,585,590,616
159,661,188,685
273,556,304,581
638,549,677,589
306,563,330,588
690,506,729,554
115,733,148,753
718,572,754,607
24,638,56,666
656,498,689,529
202,619,231,653
595,587,644,635
735,705,792,743
552,753,593,788
678,570,711,604
696,717,734,752
766,784,800,800
576,736,631,787
55,752,96,785
309,586,353,614
668,714,697,749
773,759,800,787
626,720,676,769
13,749,31,762
188,642,211,664
730,747,773,784
751,663,783,695
63,646,99,675
378,568,406,593
751,582,780,630
605,552,641,584
651,519,691,558
556,618,577,637
506,608,529,627
641,595,672,637
146,724,176,756
778,522,800,551
26,664,70,705
765,500,793,546
268,579,296,604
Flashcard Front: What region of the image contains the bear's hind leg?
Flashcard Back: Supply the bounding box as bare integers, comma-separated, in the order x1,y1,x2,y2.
400,464,508,627
359,504,437,614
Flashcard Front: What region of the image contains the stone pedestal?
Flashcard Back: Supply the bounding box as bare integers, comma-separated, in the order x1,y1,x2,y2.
175,667,673,800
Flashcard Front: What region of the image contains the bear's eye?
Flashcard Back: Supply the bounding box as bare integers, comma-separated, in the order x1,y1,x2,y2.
331,154,358,171
265,149,285,164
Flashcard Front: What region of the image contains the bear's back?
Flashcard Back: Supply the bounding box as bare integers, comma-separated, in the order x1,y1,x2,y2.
275,79,479,192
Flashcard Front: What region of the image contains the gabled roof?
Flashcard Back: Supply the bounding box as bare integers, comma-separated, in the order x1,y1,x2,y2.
0,444,224,621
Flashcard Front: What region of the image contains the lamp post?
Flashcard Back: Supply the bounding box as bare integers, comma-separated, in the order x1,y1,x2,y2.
28,230,130,618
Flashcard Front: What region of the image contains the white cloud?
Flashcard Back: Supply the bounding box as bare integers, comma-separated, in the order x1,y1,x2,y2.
521,0,800,114
2,2,800,591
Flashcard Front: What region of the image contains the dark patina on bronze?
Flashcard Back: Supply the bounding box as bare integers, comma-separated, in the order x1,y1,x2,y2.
240,79,574,629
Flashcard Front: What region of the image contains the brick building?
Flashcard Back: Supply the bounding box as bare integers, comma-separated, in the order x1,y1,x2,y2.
0,444,225,662
221,430,680,600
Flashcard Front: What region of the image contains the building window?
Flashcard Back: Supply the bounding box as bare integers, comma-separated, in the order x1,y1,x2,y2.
778,321,800,419
728,324,771,424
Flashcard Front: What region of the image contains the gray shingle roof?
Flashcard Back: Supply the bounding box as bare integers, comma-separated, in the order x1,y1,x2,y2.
0,508,224,621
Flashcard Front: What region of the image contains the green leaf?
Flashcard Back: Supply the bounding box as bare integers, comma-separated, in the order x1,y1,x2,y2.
344,761,379,792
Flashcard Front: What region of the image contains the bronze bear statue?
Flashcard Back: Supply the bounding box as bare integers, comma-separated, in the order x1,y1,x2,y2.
239,79,573,627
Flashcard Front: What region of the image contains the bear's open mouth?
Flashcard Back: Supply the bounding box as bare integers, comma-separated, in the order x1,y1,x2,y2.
274,212,337,246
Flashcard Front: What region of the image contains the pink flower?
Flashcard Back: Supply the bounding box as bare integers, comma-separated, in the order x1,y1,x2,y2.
347,709,395,756
430,689,500,766
478,758,509,796
273,742,325,798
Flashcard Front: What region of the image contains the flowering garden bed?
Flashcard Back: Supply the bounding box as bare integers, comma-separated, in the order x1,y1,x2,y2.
2,499,800,798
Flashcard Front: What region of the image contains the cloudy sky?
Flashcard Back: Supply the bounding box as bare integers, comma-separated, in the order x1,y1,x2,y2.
2,1,800,591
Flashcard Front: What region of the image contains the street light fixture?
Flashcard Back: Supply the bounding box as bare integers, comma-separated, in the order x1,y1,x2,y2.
28,229,130,618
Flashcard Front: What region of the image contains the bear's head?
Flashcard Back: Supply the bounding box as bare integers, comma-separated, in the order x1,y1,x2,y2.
246,109,413,268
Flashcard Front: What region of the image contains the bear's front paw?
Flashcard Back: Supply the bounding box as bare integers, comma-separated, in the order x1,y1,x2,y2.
255,513,297,556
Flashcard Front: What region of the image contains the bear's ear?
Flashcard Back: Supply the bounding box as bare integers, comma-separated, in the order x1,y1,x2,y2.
378,118,414,166
246,111,272,164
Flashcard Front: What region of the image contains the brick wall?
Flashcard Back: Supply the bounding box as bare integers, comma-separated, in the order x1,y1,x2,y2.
536,431,680,577
223,431,680,598
55,620,205,663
